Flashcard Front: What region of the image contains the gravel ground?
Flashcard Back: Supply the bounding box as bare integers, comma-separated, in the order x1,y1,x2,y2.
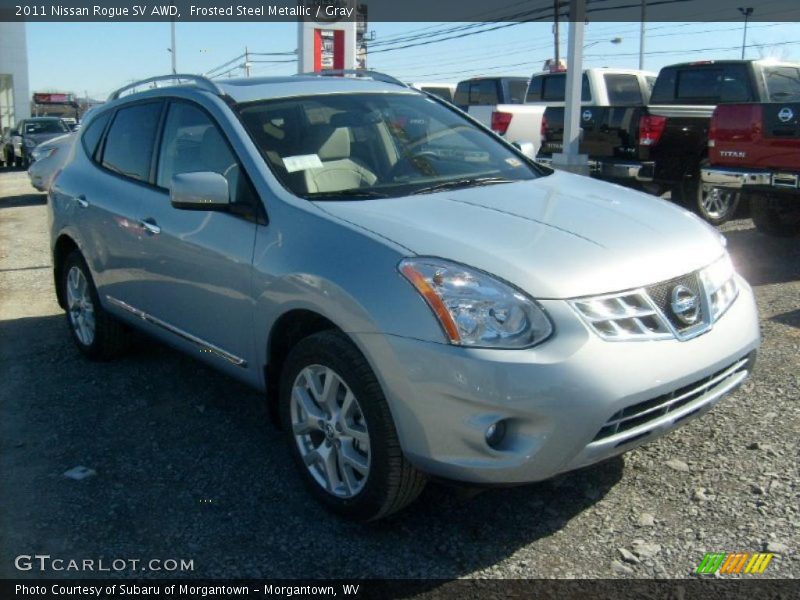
0,169,797,580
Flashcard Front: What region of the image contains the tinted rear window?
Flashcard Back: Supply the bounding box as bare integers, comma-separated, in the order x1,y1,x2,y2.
527,74,591,102
763,66,800,102
652,65,754,104
102,102,163,182
505,79,528,104
604,74,644,105
80,111,111,158
453,79,499,107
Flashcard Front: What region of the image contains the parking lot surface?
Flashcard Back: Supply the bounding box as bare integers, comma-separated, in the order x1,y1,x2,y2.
1,169,797,579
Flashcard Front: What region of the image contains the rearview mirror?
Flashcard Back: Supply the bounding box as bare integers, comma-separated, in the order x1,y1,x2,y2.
512,141,537,159
170,172,230,211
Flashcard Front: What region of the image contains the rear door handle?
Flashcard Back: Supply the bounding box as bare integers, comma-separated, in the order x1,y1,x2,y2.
75,195,89,208
140,218,161,235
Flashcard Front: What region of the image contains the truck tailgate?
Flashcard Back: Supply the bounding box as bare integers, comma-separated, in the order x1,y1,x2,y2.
539,106,645,160
710,103,800,170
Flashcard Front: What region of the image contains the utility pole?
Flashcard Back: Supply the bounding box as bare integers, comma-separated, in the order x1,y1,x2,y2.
170,21,177,74
553,0,560,65
639,0,646,70
244,47,251,77
739,7,753,59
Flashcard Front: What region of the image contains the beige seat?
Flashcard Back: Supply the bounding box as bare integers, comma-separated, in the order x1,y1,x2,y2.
303,127,378,194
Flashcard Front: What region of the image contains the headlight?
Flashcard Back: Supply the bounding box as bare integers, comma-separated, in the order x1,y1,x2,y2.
700,253,738,321
31,146,56,161
399,258,553,349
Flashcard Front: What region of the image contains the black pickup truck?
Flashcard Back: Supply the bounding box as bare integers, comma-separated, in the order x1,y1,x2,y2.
538,60,799,225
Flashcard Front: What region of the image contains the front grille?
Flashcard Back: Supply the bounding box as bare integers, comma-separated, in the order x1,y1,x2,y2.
646,272,705,332
592,357,749,443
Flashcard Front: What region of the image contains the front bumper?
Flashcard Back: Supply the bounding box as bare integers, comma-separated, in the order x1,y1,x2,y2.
702,166,800,194
354,276,759,484
537,156,654,182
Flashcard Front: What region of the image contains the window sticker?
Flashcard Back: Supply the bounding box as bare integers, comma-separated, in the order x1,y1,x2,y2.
282,154,324,173
505,157,522,168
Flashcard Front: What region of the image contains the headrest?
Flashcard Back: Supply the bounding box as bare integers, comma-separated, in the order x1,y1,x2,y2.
315,127,352,161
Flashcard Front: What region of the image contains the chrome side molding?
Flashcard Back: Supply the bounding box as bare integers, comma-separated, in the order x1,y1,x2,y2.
105,295,247,368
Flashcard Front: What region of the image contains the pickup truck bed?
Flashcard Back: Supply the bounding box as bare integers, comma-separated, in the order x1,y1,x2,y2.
702,102,800,236
538,60,800,225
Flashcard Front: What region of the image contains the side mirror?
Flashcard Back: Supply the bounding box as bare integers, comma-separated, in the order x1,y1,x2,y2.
170,172,230,211
512,141,537,159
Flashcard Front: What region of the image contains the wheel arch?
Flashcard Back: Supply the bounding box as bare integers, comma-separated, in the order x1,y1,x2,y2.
53,234,81,309
264,309,343,427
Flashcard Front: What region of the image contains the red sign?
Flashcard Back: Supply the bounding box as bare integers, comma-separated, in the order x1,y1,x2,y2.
33,93,74,104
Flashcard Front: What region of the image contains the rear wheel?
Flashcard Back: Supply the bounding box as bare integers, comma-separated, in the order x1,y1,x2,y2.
750,194,800,237
279,330,426,520
61,251,129,360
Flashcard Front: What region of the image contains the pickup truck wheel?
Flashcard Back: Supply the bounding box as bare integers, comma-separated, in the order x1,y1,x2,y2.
695,180,740,226
279,330,426,521
61,251,129,360
750,195,800,237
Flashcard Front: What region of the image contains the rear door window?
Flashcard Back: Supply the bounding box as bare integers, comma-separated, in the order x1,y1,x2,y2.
80,111,111,158
101,102,163,182
604,74,644,105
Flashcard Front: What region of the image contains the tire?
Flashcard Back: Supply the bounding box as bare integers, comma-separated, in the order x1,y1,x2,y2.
687,163,741,226
279,330,426,521
61,251,129,360
750,194,800,237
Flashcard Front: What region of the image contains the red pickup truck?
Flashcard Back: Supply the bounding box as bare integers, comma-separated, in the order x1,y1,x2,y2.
702,99,800,236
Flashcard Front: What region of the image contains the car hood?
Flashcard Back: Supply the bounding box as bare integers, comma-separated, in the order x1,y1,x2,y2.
24,132,65,146
314,171,726,299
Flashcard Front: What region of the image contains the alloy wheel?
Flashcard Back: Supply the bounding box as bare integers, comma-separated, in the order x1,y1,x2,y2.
66,266,96,346
700,184,738,221
290,365,371,498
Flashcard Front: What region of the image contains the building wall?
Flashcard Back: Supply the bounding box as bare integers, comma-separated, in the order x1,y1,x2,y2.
0,22,31,130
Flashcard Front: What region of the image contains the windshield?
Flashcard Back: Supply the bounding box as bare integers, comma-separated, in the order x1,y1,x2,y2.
238,93,541,200
24,120,69,135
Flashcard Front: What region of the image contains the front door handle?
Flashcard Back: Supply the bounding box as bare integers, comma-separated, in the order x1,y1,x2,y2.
140,218,161,235
75,195,89,208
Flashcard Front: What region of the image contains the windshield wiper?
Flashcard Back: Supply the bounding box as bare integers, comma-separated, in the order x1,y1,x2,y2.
410,176,515,195
306,189,390,201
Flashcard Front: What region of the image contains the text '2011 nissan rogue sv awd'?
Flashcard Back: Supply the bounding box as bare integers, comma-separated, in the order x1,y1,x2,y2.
48,73,760,520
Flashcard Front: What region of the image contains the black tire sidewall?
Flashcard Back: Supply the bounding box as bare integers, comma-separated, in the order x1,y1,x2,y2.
278,331,398,521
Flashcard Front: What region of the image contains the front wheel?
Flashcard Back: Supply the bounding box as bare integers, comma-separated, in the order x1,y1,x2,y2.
279,330,426,521
749,194,800,237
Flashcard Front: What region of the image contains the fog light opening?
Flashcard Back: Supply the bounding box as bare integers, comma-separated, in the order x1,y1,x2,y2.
485,420,507,449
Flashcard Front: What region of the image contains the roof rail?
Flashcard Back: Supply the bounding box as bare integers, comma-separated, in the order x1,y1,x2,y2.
297,69,409,89
108,74,225,101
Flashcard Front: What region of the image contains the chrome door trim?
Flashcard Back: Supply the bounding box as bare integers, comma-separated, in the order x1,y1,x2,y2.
105,295,248,368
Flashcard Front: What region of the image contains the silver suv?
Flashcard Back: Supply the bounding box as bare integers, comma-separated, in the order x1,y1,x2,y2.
49,73,760,520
